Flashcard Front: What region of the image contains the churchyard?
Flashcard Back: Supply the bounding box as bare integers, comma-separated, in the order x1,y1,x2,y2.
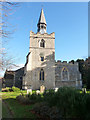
1,86,90,119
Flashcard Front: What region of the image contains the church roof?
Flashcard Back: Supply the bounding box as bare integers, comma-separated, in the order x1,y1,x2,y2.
38,8,47,25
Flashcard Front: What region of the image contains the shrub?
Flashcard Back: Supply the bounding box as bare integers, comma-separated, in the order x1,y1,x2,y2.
9,88,13,92
2,86,20,92
43,87,90,119
48,106,61,120
32,102,61,120
31,90,36,94
16,92,42,104
2,87,13,92
33,102,49,114
12,86,20,92
85,94,90,120
2,88,9,92
43,89,59,107
16,95,30,104
27,93,42,103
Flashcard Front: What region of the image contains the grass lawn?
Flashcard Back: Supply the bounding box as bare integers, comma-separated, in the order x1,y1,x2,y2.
2,91,37,119
2,100,13,118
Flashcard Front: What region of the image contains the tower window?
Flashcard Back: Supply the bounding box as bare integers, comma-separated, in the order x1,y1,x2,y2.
41,57,44,61
40,39,45,48
40,69,44,81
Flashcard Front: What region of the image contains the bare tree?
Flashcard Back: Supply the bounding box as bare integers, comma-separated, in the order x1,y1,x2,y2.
0,0,19,71
0,1,18,38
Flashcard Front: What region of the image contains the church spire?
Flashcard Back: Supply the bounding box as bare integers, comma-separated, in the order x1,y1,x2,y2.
37,8,47,34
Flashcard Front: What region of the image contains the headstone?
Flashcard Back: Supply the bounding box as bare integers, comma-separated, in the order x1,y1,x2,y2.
55,87,58,92
27,89,32,95
82,88,86,94
36,90,40,95
40,85,45,93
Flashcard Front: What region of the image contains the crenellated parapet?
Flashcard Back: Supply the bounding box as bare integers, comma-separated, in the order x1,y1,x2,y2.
55,60,78,65
30,31,55,39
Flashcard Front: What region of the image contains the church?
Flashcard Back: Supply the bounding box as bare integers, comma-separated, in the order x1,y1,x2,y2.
3,8,82,90
22,8,82,90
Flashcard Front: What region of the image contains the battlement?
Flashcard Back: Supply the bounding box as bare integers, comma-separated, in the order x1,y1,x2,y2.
55,60,78,65
30,31,55,38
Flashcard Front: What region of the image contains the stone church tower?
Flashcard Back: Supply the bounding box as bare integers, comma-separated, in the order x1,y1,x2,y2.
22,9,55,89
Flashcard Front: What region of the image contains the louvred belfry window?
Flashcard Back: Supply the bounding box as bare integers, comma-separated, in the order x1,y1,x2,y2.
40,39,45,48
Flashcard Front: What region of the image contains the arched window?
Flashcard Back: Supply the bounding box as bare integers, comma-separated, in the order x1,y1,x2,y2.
40,69,44,81
61,67,69,81
40,39,45,48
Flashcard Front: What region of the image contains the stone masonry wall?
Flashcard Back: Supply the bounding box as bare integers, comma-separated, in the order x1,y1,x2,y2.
55,61,82,88
22,31,55,90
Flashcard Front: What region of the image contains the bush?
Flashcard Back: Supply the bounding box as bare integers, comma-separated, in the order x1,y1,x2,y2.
16,93,42,104
9,88,13,92
32,102,61,120
48,106,61,120
12,86,20,92
43,89,56,107
43,87,90,119
27,93,43,102
85,94,90,120
2,87,13,92
33,102,49,114
16,95,31,104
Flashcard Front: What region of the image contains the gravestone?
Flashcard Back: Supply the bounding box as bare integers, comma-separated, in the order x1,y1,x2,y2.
82,88,86,94
40,85,45,93
36,90,40,95
55,87,58,92
27,89,32,95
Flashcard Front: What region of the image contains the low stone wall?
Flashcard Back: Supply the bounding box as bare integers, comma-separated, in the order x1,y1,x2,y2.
55,81,76,88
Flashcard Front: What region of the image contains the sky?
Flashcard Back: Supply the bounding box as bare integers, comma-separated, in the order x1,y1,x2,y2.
4,2,88,68
88,2,90,57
